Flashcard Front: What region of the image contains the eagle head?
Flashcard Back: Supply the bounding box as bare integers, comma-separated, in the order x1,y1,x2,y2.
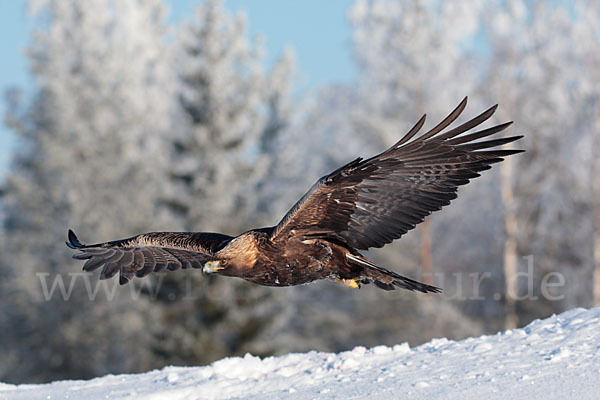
202,233,259,277
202,259,228,275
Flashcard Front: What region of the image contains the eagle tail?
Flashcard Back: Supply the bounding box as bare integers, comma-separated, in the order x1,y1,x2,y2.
346,253,441,293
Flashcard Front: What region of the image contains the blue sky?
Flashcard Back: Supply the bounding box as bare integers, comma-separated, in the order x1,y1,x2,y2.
0,0,356,176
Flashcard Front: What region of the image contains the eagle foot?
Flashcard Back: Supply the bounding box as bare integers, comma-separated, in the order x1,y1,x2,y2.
337,278,361,289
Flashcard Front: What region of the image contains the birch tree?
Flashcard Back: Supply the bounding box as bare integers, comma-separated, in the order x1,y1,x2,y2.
579,1,600,307
485,0,597,326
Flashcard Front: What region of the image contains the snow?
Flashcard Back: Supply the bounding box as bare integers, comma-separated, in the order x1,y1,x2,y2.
3,307,600,400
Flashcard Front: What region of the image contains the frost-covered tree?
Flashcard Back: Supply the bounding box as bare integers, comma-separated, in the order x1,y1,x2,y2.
348,0,484,285
349,0,483,142
145,0,298,368
346,0,501,335
169,0,294,232
0,0,173,383
484,0,597,325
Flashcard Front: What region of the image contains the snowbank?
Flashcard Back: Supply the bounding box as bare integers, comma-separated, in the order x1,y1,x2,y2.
2,307,600,399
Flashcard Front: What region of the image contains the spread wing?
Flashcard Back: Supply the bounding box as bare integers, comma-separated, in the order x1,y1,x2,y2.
270,97,524,250
66,229,233,284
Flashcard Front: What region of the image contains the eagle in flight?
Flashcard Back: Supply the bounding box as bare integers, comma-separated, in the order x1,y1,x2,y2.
67,98,522,293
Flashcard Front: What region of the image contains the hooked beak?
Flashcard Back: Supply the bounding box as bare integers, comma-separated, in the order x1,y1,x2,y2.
203,260,225,275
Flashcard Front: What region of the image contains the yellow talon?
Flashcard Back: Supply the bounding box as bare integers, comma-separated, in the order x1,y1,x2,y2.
339,278,361,288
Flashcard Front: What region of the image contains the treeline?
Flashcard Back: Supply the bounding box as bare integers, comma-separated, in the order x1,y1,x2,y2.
1,0,598,383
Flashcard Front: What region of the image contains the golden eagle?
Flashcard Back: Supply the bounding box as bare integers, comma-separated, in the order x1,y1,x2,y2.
67,98,522,293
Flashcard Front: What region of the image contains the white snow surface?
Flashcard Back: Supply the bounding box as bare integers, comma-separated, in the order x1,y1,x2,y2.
3,307,600,400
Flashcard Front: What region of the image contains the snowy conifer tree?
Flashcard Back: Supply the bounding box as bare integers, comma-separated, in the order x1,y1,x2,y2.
145,0,298,368
169,0,294,233
1,0,174,382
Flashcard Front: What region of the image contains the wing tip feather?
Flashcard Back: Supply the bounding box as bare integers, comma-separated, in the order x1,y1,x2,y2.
393,113,427,147
456,96,468,112
66,229,85,249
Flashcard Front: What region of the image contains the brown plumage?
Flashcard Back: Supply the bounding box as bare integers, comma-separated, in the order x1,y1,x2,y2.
67,98,523,292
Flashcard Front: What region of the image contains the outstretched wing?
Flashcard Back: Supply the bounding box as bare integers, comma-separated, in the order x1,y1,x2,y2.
66,229,233,284
270,97,523,250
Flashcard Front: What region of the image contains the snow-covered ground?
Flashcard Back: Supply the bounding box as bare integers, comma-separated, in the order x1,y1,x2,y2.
2,307,599,400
